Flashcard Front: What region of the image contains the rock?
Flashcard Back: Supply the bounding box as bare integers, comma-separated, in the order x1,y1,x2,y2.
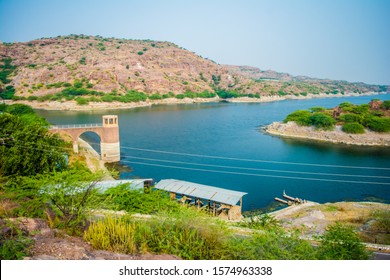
7,217,54,237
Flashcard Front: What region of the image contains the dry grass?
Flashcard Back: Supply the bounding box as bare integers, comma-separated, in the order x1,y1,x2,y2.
272,201,390,245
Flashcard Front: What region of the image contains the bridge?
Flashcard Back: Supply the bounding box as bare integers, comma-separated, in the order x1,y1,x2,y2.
49,115,120,162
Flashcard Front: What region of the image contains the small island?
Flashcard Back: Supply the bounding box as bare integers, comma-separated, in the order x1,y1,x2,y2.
266,99,390,146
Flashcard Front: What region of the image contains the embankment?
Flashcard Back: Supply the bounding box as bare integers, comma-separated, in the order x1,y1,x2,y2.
6,92,384,111
265,121,390,146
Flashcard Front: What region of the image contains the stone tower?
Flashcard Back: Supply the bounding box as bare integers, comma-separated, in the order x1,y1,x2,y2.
101,115,120,162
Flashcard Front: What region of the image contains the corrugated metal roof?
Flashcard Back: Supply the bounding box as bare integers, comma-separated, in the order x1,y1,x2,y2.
155,179,247,206
96,179,153,193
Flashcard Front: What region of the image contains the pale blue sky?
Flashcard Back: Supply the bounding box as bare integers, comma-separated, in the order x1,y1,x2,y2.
0,0,389,85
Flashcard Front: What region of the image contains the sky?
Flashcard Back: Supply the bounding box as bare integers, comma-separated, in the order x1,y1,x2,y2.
0,0,389,85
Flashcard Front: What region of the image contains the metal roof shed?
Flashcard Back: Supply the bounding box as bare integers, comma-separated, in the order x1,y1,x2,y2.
155,179,247,220
155,179,247,206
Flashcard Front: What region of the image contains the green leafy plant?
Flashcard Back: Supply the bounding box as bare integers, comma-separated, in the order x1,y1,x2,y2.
309,113,336,130
284,110,312,126
316,223,369,260
342,122,365,134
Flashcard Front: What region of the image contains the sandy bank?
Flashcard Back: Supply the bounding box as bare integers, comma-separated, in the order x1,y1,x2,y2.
265,121,390,146
5,92,385,111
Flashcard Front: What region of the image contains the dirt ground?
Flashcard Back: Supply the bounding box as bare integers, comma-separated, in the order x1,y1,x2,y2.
270,201,390,247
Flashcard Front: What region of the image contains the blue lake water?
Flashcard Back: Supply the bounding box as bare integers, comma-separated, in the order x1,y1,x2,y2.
37,94,390,211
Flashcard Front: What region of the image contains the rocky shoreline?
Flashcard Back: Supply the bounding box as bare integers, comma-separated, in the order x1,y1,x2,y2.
5,91,385,111
265,121,390,146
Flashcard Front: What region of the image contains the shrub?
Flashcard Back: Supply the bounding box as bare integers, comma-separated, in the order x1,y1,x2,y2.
284,110,311,126
309,107,326,113
216,90,239,99
364,116,390,132
227,229,316,260
310,113,336,130
184,91,196,98
123,90,147,102
340,113,359,123
175,94,185,99
137,51,144,55
101,95,114,102
79,57,86,65
27,95,38,101
0,232,32,260
342,122,365,134
381,100,390,110
339,102,355,112
75,97,89,105
103,185,181,214
0,85,16,99
352,104,369,115
316,223,369,260
371,210,390,233
148,93,162,100
84,211,230,260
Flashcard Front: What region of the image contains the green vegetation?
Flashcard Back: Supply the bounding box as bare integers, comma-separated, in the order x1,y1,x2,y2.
316,223,369,260
0,111,372,259
381,100,390,110
0,104,67,177
284,110,312,126
0,223,33,260
342,122,365,134
79,57,86,65
0,58,17,99
309,113,336,130
364,116,390,132
285,99,390,132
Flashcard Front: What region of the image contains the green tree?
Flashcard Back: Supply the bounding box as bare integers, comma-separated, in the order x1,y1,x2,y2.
39,167,104,232
317,223,369,260
284,110,311,126
310,113,336,130
0,109,68,176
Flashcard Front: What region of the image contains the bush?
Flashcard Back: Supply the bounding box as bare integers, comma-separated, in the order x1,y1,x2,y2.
342,122,365,134
340,113,359,123
216,90,239,99
227,229,316,260
284,110,312,126
365,116,390,132
317,223,369,260
27,95,38,101
0,85,16,99
75,97,89,105
103,185,181,214
381,100,390,110
0,234,32,260
84,211,229,260
137,51,144,55
148,93,162,100
310,113,336,130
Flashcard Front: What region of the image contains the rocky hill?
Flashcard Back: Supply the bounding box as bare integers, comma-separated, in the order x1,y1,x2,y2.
0,35,388,103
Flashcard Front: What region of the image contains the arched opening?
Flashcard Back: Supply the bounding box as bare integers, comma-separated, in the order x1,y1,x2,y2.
78,131,102,159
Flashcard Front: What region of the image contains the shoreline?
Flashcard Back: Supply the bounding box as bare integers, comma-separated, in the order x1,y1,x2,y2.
265,121,390,147
5,91,387,111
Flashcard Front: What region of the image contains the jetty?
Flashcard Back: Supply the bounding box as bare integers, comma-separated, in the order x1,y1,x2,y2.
275,190,307,206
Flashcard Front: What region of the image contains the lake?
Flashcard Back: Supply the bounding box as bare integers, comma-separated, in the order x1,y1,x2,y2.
37,94,390,211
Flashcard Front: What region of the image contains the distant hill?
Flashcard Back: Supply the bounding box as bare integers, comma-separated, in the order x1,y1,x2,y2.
0,35,388,102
